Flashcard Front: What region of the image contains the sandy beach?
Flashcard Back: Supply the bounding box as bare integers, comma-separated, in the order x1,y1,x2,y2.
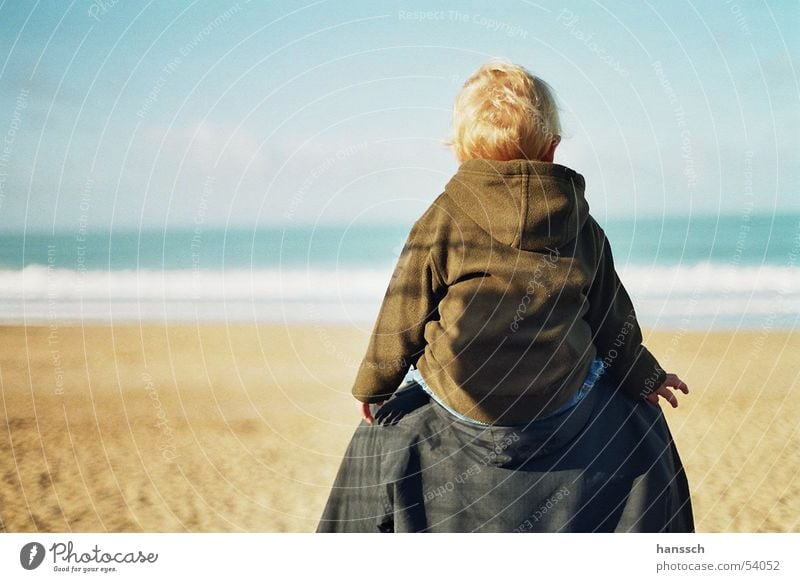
0,323,797,532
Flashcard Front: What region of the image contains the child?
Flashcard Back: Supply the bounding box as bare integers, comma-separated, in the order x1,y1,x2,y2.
353,59,688,426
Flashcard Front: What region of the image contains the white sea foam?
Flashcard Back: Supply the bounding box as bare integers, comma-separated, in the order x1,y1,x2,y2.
1,263,798,328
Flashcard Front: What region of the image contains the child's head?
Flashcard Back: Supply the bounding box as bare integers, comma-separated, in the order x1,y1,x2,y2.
448,59,561,163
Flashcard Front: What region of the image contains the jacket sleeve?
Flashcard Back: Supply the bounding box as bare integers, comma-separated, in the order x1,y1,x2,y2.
584,219,667,400
351,222,444,403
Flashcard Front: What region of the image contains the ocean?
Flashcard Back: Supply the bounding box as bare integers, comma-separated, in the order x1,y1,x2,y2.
1,213,798,329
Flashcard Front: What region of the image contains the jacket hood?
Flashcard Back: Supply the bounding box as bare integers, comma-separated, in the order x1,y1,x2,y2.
443,159,589,251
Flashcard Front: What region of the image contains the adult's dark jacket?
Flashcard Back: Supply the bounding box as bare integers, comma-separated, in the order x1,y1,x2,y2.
319,374,694,533
352,159,666,425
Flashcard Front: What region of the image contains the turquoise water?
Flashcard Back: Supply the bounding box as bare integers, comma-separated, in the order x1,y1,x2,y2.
0,213,797,327
1,213,798,270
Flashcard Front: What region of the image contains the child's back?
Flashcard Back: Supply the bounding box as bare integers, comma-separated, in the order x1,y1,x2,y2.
352,60,685,425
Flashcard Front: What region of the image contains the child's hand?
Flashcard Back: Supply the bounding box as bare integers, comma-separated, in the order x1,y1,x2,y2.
361,401,384,425
645,373,689,408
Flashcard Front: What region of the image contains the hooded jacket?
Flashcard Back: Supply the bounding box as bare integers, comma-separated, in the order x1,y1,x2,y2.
352,158,667,425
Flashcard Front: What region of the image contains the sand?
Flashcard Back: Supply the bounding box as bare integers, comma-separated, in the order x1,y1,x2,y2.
0,323,797,532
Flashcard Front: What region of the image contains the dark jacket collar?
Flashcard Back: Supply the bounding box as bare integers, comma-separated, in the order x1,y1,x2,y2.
444,159,590,251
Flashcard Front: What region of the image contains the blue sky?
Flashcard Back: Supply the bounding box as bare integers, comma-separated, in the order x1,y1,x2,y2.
0,0,797,232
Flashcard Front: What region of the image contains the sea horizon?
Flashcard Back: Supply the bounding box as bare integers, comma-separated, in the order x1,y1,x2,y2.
0,212,797,329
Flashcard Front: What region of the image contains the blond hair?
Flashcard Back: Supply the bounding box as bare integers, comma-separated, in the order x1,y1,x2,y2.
448,60,561,162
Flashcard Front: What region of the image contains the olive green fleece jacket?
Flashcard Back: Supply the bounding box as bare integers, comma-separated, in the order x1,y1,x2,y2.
352,159,667,425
